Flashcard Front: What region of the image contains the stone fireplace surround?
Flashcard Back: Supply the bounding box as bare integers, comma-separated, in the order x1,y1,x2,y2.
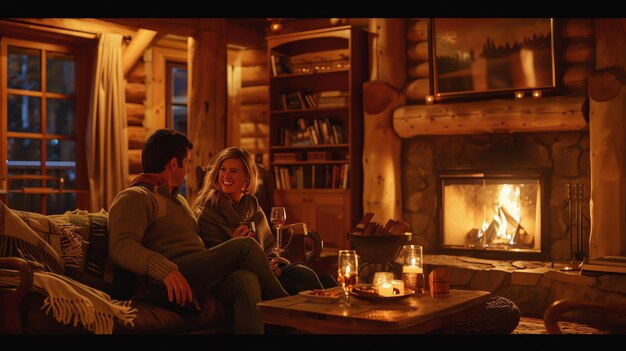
401,131,590,262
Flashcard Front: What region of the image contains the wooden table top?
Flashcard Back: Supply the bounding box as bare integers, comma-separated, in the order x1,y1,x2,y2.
257,288,492,334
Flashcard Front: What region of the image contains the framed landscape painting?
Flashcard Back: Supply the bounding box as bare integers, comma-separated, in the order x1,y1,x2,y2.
430,18,557,100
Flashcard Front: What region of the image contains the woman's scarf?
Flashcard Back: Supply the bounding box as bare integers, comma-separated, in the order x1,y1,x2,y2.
197,194,275,253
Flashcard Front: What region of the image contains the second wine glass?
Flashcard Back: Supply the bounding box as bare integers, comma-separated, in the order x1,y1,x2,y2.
270,206,286,257
337,249,358,307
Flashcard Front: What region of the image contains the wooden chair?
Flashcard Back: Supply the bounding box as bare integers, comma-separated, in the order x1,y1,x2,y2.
544,299,626,334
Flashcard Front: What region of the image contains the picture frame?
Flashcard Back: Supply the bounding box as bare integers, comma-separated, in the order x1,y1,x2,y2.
429,18,558,100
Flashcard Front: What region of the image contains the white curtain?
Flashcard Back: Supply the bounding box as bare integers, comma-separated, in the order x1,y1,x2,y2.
86,33,129,212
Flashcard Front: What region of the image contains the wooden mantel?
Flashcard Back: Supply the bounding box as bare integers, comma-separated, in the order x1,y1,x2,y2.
392,95,588,138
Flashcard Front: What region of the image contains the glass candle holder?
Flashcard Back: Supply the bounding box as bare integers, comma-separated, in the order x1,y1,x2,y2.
401,244,425,294
372,272,394,286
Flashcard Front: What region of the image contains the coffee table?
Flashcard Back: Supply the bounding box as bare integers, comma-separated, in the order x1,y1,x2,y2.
257,288,492,334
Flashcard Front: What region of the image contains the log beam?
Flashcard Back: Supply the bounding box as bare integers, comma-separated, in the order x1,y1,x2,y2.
393,96,587,137
122,29,158,78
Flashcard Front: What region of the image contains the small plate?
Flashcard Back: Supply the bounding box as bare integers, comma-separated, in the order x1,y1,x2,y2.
350,285,414,302
299,289,342,303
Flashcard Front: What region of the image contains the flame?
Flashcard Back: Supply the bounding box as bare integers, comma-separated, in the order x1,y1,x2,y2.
496,184,521,241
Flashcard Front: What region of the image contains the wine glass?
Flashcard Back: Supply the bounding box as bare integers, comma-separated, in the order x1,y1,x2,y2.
270,207,287,257
337,249,358,307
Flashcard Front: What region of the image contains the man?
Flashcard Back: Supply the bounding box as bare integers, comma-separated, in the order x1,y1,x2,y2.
108,128,287,334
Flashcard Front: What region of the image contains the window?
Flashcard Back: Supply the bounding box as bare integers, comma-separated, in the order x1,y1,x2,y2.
1,37,87,214
165,61,188,196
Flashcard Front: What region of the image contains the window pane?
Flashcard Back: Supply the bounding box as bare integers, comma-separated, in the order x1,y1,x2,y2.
172,106,188,134
172,67,188,102
46,98,75,135
46,52,75,95
7,95,41,133
8,46,41,91
8,138,41,161
7,169,42,189
8,193,41,213
46,139,75,161
46,193,76,214
47,166,77,189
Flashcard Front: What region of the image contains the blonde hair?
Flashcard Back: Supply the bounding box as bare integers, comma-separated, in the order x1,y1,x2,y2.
191,147,259,214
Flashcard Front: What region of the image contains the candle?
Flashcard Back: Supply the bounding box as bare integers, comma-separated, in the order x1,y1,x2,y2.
391,280,404,295
379,282,393,296
402,244,425,294
402,265,423,274
372,272,393,287
425,95,434,104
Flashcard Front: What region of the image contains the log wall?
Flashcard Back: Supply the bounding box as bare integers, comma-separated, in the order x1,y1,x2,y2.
239,48,270,168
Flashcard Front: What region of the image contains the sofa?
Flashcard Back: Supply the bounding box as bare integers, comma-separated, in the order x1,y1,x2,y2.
0,202,225,334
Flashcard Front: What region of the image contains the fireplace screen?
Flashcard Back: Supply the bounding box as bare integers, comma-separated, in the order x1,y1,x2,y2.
440,173,542,254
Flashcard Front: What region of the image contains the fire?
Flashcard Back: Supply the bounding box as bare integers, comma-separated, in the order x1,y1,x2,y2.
478,184,523,246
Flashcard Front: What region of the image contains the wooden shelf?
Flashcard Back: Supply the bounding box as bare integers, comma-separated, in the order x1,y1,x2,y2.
268,26,367,249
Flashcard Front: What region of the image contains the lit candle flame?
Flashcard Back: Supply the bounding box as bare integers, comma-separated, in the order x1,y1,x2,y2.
411,257,416,266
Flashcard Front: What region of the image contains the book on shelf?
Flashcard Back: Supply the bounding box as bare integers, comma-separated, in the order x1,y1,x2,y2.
317,95,348,108
274,153,303,163
319,90,348,98
270,53,292,77
282,92,303,110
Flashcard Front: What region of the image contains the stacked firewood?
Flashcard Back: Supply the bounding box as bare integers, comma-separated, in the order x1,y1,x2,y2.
349,212,409,236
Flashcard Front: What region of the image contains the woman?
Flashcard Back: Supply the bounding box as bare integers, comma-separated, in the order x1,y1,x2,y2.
191,147,324,295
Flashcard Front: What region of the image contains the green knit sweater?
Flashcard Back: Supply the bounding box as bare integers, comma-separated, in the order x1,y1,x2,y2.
108,182,204,282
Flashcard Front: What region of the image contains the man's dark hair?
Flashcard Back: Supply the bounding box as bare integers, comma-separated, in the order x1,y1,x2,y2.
142,129,193,173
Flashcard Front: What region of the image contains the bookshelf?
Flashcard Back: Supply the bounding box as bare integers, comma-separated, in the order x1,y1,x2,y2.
267,26,368,249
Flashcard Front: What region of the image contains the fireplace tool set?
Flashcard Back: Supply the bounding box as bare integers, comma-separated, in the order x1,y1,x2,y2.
562,183,586,271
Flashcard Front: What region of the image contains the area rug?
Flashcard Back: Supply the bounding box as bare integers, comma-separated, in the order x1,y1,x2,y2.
512,317,607,334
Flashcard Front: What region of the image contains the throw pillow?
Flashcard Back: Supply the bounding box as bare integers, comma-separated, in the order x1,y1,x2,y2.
48,209,113,283
0,200,64,274
13,209,85,269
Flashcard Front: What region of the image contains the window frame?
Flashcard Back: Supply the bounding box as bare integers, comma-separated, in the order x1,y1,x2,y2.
1,35,91,214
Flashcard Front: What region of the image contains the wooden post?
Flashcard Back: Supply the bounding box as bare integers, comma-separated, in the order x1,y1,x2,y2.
363,81,404,220
365,19,406,220
371,18,406,90
187,19,227,203
589,19,626,259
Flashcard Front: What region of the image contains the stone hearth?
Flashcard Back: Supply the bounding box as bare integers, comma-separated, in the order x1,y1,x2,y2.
424,255,626,317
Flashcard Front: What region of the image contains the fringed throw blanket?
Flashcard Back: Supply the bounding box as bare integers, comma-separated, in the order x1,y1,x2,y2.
0,269,137,334
0,200,137,333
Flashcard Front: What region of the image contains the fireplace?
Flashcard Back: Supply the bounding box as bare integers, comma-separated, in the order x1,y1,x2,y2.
437,170,549,260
